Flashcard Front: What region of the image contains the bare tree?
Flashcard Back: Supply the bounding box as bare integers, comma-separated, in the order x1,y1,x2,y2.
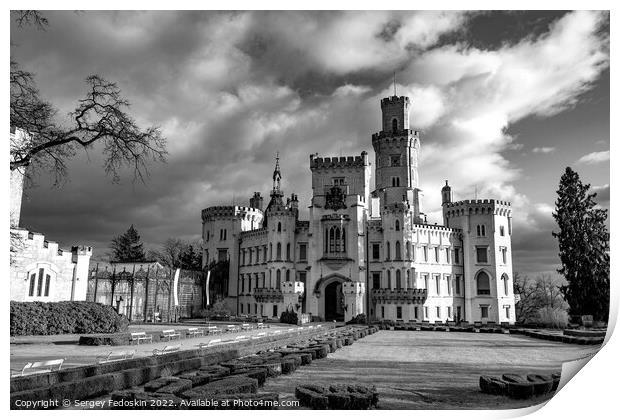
10,11,167,186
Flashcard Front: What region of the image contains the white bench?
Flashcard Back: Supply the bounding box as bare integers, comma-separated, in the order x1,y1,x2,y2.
153,345,181,355
271,330,282,335
11,359,64,377
198,339,222,348
316,324,322,328
241,323,252,331
161,329,181,341
257,323,266,329
251,332,267,340
97,350,135,364
226,325,240,332
130,332,153,345
234,335,249,342
186,327,203,338
205,326,220,335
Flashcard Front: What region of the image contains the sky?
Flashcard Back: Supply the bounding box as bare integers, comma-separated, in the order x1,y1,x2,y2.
11,10,610,279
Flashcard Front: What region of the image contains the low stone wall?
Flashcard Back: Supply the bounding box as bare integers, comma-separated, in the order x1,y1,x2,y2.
11,325,335,409
562,329,607,338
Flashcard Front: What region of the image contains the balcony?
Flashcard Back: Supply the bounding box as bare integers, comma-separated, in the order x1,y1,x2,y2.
252,288,283,303
371,288,427,304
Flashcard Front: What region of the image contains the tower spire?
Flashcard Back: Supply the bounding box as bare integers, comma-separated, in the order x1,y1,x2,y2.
272,151,282,192
393,71,396,96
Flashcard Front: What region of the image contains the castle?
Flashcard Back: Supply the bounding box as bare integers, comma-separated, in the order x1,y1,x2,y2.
201,94,516,324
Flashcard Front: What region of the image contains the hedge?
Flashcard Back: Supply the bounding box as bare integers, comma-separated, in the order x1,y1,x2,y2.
479,372,560,399
11,301,129,336
181,376,258,400
295,383,378,410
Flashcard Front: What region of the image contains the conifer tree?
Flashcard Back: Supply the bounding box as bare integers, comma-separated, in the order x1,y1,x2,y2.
552,167,609,322
111,225,146,262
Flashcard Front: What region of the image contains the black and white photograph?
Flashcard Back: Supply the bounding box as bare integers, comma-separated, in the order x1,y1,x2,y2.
7,4,614,414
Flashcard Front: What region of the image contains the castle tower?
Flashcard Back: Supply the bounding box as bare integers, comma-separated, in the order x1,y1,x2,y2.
441,180,452,225
372,95,422,223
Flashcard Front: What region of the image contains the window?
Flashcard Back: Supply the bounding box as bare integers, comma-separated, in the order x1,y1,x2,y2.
445,248,451,264
480,306,489,319
218,249,228,262
447,307,452,319
414,306,419,320
395,220,400,231
372,243,380,260
391,155,400,166
276,270,282,289
299,271,306,284
504,305,511,319
396,270,402,289
276,242,282,260
395,241,401,260
434,247,439,263
436,306,441,318
241,250,246,266
206,231,210,242
241,276,245,293
219,229,227,241
406,241,411,259
386,242,391,260
455,275,461,295
247,303,250,314
424,306,428,319
477,271,491,295
28,273,36,296
269,243,273,260
435,275,441,296
500,226,505,236
285,269,290,282
332,177,345,185
372,272,381,289
286,243,291,260
387,271,392,289
391,177,400,187
406,270,411,289
273,305,278,318
456,306,462,321
326,226,346,255
381,306,385,318
454,247,460,264
501,247,507,264
299,243,307,262
396,306,402,319
476,246,488,263
446,275,451,296
422,274,429,290
502,274,509,295
476,224,486,237
392,118,398,133
423,246,428,262
277,222,282,232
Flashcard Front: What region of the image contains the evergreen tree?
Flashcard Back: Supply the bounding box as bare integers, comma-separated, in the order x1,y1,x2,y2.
111,225,146,262
552,167,609,322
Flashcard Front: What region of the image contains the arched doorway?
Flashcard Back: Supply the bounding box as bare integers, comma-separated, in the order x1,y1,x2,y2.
324,281,344,321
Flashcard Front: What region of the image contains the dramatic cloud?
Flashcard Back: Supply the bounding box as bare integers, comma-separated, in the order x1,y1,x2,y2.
576,150,610,164
12,10,609,278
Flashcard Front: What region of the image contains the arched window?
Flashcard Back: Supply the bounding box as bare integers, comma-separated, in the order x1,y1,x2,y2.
26,265,56,299
326,226,346,255
387,270,392,289
477,224,486,237
477,271,491,295
396,270,402,289
269,243,273,260
277,222,282,232
502,274,509,296
406,241,411,259
395,241,401,260
406,270,411,289
286,269,290,282
276,242,281,260
392,118,398,133
386,242,391,260
286,243,291,260
276,269,281,289
395,220,400,231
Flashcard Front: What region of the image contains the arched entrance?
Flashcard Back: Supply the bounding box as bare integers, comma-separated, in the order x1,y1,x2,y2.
324,281,344,321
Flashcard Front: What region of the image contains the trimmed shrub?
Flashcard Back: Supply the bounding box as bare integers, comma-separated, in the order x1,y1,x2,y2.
310,345,329,359
110,390,184,409
11,301,129,336
526,374,554,396
279,309,298,325
143,376,180,392
230,368,268,386
479,376,507,395
181,376,258,400
295,386,329,409
346,314,367,325
280,358,297,374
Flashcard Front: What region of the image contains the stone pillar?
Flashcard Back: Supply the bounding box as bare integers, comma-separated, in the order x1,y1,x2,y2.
282,280,305,322
71,246,93,301
342,281,365,323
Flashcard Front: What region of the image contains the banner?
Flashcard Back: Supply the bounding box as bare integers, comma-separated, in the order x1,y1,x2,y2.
205,270,211,306
173,268,180,306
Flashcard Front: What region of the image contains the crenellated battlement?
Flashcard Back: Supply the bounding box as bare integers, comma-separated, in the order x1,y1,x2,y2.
380,95,410,107
201,205,264,222
12,228,92,258
412,223,461,234
371,129,420,142
309,152,369,170
239,227,268,239
443,199,512,217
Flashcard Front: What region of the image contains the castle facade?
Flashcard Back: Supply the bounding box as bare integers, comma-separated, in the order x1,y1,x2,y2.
201,95,516,324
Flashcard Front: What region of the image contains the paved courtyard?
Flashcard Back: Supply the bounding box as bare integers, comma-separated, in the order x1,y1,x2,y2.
261,330,600,410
